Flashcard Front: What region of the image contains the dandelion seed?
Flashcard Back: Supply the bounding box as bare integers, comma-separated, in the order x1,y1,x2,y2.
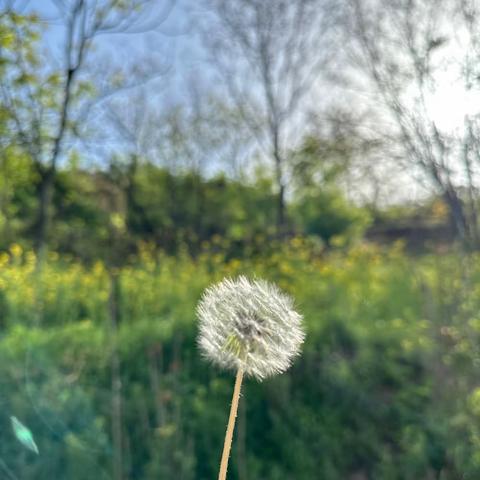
196,275,304,480
11,416,39,455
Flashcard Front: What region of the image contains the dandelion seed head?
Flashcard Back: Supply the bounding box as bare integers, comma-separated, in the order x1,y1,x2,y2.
196,276,305,380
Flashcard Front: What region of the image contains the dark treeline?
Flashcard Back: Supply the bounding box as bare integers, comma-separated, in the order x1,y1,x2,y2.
1,159,367,261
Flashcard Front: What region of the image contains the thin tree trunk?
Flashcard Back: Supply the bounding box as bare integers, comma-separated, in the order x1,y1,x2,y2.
109,272,123,480
34,168,55,258
443,188,470,248
33,10,82,256
273,145,286,235
172,334,183,477
463,129,480,249
277,181,285,233
125,154,153,236
148,344,166,428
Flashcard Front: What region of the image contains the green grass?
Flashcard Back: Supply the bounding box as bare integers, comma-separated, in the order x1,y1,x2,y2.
0,240,478,479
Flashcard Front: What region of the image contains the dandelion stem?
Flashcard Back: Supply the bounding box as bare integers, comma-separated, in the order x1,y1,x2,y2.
218,368,244,480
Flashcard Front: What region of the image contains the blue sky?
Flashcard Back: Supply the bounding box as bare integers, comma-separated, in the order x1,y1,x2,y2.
6,0,223,169
22,0,211,105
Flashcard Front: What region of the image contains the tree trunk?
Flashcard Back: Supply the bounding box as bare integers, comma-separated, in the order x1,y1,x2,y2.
125,154,153,236
273,146,286,236
277,181,286,234
148,344,166,428
109,272,123,480
443,188,471,248
34,167,55,258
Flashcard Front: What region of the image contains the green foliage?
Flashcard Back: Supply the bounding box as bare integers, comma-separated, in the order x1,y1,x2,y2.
0,243,477,478
290,135,370,245
0,11,62,149
0,149,37,246
292,188,371,245
0,10,367,258
0,160,366,258
127,165,278,252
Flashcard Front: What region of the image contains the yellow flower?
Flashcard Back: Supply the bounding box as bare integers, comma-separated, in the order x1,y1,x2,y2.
10,243,22,258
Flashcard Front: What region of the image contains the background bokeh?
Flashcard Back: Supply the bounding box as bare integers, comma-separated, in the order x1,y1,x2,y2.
2,0,480,478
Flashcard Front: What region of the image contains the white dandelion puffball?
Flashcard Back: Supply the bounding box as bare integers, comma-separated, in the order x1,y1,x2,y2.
197,276,305,380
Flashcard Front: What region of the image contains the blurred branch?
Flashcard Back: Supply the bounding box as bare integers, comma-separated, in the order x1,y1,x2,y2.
201,0,338,233
2,1,175,256
346,0,480,247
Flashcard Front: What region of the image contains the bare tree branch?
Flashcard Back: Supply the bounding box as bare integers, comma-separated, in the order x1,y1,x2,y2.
201,0,337,232
3,1,175,255
345,0,480,247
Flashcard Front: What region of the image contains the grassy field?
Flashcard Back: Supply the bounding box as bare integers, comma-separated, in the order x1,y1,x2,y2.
0,240,479,479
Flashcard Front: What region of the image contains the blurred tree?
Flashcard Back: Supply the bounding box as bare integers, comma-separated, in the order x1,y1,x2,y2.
0,10,41,247
345,0,480,249
201,0,338,234
291,134,370,244
0,0,174,258
0,150,36,249
104,89,266,252
112,164,277,254
28,161,278,259
50,165,113,257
